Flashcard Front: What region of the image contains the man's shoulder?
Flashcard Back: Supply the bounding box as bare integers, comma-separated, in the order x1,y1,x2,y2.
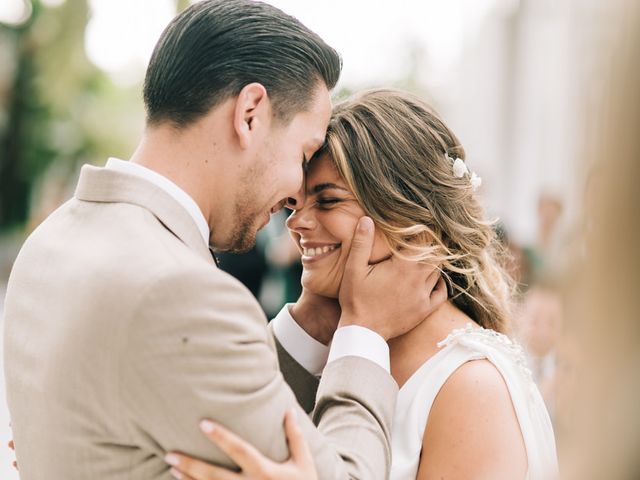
19,197,258,314
124,254,271,359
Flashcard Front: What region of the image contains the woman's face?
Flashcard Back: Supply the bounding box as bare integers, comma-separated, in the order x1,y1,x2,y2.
286,154,391,298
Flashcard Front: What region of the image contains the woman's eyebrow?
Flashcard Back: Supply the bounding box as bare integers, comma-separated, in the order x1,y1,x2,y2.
308,182,350,195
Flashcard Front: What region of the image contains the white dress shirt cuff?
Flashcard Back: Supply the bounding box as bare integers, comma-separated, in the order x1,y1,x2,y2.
271,304,329,376
327,325,390,373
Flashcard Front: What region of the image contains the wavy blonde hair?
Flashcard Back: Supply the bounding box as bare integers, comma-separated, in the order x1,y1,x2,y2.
317,89,515,332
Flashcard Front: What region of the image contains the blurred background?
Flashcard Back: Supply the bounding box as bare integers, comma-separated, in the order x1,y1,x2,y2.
0,0,637,478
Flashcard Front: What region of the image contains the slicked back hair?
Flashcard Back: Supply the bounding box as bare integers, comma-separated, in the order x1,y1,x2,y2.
143,0,341,128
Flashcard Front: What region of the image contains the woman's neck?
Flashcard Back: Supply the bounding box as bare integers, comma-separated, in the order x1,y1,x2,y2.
388,300,478,388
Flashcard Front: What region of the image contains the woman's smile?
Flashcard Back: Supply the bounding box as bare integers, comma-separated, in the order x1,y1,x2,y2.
300,242,341,265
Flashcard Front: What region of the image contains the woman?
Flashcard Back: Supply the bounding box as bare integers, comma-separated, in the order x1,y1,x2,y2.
167,89,558,479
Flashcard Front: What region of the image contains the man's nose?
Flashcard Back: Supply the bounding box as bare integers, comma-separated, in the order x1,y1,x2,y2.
285,184,306,210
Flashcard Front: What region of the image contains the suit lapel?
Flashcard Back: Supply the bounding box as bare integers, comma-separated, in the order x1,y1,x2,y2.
74,164,216,266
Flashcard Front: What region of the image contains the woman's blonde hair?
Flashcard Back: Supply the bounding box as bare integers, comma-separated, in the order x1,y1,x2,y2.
316,89,515,332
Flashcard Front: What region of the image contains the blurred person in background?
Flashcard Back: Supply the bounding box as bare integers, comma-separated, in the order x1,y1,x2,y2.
516,285,563,419
169,89,558,480
515,192,569,422
3,1,447,479
524,192,566,285
495,222,531,291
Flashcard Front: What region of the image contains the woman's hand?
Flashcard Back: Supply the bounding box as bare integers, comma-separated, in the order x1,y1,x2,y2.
8,421,18,472
165,409,316,480
289,289,341,345
339,217,447,340
8,438,18,471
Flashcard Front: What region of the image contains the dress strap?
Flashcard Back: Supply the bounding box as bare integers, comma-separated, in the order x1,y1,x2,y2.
390,343,483,480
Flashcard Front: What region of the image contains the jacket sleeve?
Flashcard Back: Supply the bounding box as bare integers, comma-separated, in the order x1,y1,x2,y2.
122,266,398,480
270,321,320,414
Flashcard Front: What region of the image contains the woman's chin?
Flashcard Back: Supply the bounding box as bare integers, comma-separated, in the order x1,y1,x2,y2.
301,277,339,299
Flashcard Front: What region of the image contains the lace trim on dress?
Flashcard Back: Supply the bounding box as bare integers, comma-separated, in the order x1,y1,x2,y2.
436,323,537,397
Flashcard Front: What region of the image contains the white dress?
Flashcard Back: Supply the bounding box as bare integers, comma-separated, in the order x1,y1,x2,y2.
389,324,558,480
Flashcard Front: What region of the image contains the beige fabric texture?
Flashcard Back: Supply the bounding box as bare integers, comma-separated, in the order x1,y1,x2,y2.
3,164,398,480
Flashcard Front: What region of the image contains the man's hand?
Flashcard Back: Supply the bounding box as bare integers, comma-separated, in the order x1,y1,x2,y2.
165,409,316,480
339,217,447,341
289,289,341,345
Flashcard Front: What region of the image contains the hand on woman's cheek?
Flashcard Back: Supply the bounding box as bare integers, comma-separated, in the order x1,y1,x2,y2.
369,228,392,264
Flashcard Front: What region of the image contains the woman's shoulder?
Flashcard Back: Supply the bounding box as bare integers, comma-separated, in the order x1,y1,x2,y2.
425,355,519,431
417,356,528,478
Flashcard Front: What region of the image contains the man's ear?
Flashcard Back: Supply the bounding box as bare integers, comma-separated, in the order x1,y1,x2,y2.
233,82,270,150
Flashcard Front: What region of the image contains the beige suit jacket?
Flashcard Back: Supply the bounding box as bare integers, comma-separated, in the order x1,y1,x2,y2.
3,164,398,479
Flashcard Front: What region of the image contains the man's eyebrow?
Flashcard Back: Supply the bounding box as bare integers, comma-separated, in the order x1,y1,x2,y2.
308,182,349,195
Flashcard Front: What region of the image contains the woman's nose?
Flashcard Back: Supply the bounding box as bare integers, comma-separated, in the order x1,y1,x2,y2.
286,205,316,232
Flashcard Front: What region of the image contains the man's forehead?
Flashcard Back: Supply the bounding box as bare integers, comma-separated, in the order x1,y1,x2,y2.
310,85,332,129
292,88,331,151
293,110,327,143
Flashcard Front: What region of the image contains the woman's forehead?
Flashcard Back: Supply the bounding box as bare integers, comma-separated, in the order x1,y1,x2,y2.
307,154,340,181
306,156,350,192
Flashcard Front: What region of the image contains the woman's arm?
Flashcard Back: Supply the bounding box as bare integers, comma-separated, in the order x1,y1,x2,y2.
416,359,528,480
166,409,316,480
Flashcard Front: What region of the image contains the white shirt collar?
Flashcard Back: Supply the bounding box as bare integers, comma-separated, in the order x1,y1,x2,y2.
105,157,210,246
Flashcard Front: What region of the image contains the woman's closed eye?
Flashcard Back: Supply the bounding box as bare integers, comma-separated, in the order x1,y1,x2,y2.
316,197,343,209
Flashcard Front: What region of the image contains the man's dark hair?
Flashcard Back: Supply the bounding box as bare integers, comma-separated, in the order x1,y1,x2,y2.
143,0,342,128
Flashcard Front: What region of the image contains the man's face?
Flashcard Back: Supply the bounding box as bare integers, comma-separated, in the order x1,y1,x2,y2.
221,85,332,253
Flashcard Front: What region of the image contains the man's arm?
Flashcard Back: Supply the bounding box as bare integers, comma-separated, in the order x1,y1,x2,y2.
273,330,320,414
269,294,337,413
123,266,397,480
167,409,318,480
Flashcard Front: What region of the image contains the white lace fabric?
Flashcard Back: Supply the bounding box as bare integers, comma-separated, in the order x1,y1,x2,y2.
389,324,558,480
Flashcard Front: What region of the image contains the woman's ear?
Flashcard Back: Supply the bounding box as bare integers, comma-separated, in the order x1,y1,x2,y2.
233,82,270,150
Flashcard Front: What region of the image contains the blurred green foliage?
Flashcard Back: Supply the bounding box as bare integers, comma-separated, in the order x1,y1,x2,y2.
0,0,147,232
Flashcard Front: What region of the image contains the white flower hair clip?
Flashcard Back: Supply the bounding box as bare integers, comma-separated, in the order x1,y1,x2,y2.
446,153,482,192
470,172,482,190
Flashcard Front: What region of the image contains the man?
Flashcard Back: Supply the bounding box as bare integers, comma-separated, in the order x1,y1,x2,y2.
3,1,444,479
